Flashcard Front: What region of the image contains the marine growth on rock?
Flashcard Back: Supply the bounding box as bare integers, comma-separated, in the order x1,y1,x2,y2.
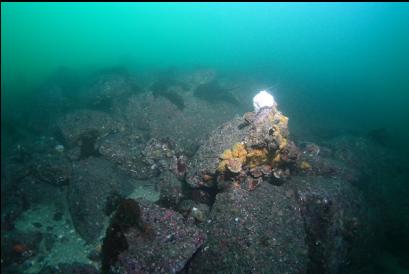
216,105,296,187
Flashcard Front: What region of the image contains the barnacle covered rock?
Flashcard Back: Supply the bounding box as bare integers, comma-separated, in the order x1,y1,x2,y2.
186,102,298,188
216,106,294,177
246,148,269,168
217,143,248,173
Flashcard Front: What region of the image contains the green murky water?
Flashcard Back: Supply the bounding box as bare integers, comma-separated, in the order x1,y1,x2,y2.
2,3,409,274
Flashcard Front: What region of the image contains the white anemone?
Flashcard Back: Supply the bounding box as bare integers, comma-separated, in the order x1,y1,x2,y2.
253,90,276,113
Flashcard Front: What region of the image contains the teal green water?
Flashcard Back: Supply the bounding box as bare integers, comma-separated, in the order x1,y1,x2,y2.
1,3,409,273
2,2,409,150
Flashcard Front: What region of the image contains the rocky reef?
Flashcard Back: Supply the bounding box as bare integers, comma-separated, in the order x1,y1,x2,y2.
182,100,370,273
2,68,390,274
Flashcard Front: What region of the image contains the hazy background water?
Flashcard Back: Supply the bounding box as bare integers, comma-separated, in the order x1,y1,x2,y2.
2,3,409,273
3,3,409,148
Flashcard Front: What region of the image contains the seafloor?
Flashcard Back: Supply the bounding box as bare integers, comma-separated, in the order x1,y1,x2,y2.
1,67,408,274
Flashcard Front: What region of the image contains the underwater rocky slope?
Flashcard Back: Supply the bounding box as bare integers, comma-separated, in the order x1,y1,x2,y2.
2,68,408,274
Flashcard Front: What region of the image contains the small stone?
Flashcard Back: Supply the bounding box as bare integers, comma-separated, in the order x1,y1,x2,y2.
190,205,209,222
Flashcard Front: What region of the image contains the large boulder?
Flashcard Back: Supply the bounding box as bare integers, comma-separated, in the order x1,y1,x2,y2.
186,116,247,188
120,90,240,156
186,107,298,189
188,174,370,274
96,131,155,179
68,157,136,243
189,182,308,274
57,110,123,149
289,175,371,274
102,198,206,274
97,133,180,180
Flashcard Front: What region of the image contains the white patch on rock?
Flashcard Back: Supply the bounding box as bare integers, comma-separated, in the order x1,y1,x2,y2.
253,90,276,113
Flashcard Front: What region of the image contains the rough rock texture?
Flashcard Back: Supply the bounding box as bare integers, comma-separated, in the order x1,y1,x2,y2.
82,69,140,108
2,68,386,274
3,136,67,185
157,171,184,210
121,91,240,156
176,199,212,222
97,131,156,179
68,157,136,243
5,139,72,188
12,177,66,211
32,153,72,186
99,136,179,180
296,141,360,184
141,138,178,173
324,135,409,260
189,182,308,274
1,137,72,232
184,106,370,273
288,176,371,274
188,175,370,274
186,107,297,189
188,203,210,223
57,110,123,147
103,199,206,274
298,135,409,247
186,117,247,188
